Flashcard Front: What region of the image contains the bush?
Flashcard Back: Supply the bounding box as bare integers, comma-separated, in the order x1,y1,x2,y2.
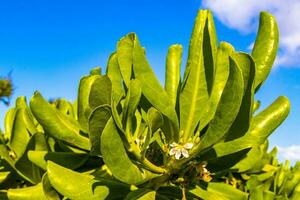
0,9,298,200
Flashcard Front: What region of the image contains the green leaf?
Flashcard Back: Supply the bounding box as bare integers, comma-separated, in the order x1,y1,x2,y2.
165,44,182,107
124,33,179,142
206,182,248,200
4,107,16,141
47,161,130,200
225,53,256,141
106,52,124,102
101,118,158,185
117,34,135,87
42,173,60,200
77,74,100,132
53,98,75,118
125,189,156,200
88,105,111,155
180,10,214,142
28,150,88,170
7,183,47,200
15,133,45,184
10,108,37,158
89,75,112,110
252,12,279,90
247,96,290,144
200,56,244,149
123,79,142,139
30,92,90,150
197,42,233,132
189,185,228,200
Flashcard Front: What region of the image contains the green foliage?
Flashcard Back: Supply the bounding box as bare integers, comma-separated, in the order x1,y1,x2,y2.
0,76,13,106
0,9,295,200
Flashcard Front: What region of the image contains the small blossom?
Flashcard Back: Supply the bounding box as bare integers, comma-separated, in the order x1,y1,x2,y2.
169,142,193,159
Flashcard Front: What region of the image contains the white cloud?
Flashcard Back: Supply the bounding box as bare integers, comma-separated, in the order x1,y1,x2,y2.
277,145,300,162
202,0,300,67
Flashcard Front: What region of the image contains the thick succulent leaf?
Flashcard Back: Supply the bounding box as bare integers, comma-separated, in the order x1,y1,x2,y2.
232,97,290,172
204,11,218,95
200,57,244,149
47,161,130,200
225,53,256,141
0,171,10,184
117,34,134,87
7,183,47,200
189,185,228,200
42,173,61,200
28,150,88,170
147,107,163,134
198,42,233,132
253,100,261,113
122,79,142,135
165,44,182,107
247,96,290,144
4,107,16,141
101,118,158,185
206,182,248,200
209,136,252,158
10,109,36,158
125,189,156,200
77,74,100,132
89,75,112,110
0,144,15,167
88,105,111,155
252,12,279,90
106,52,124,102
180,10,216,141
157,186,199,199
129,33,179,141
54,98,75,118
14,133,46,184
30,92,90,150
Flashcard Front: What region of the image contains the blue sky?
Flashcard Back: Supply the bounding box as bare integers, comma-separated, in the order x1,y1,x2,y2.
0,0,299,161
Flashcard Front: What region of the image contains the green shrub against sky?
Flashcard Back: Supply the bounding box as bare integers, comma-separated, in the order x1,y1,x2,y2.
0,9,299,199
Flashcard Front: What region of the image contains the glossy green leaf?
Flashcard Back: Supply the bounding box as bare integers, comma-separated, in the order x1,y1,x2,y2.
197,42,233,132
180,10,211,142
4,108,16,141
88,105,111,155
77,74,100,132
247,96,290,144
106,52,124,102
201,56,244,149
10,108,37,158
128,33,179,141
252,12,279,90
165,44,182,107
125,189,156,200
47,161,130,200
42,173,60,200
28,150,88,170
7,183,47,200
117,34,134,87
207,182,248,200
89,75,112,110
225,53,256,141
30,92,90,150
101,118,158,185
15,133,45,184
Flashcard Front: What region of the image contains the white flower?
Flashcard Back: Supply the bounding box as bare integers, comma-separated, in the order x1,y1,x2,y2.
169,142,193,159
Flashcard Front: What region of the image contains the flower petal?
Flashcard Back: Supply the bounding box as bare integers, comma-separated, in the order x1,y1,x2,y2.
184,143,193,149
170,142,178,147
182,148,189,158
175,149,182,159
169,148,177,156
